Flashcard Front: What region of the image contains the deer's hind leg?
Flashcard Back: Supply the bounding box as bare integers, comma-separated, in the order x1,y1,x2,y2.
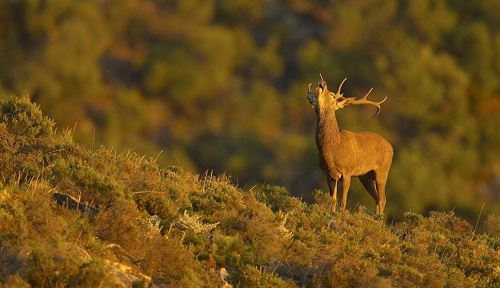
359,171,378,205
327,177,338,212
374,170,389,216
340,176,351,211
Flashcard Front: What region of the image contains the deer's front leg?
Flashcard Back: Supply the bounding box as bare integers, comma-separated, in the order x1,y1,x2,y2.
340,176,351,211
327,178,338,212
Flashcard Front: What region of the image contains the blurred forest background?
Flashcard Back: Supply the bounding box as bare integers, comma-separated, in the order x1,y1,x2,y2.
1,0,499,221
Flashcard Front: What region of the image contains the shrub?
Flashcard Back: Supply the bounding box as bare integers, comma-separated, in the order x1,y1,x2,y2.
0,96,55,142
95,199,145,257
485,214,500,237
68,259,116,287
251,184,302,213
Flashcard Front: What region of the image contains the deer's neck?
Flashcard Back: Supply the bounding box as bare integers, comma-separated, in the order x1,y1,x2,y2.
316,107,341,150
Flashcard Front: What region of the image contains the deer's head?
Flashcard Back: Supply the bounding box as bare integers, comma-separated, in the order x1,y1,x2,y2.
307,74,387,116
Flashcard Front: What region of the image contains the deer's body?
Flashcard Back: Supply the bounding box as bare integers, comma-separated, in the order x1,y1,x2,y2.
308,76,393,215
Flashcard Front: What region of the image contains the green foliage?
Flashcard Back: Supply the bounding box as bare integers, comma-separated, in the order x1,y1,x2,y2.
1,22,500,288
1,0,500,222
0,96,55,141
485,214,500,237
69,259,115,287
251,184,303,213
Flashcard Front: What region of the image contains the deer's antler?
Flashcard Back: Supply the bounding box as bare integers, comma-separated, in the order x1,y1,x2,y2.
348,88,387,116
336,78,347,97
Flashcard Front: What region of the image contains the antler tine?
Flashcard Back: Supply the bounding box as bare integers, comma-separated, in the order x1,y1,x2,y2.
337,78,347,95
374,96,388,116
361,88,374,100
351,88,388,117
319,73,324,82
308,83,312,93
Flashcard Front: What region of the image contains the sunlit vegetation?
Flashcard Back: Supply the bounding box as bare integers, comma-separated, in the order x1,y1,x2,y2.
1,97,498,287
1,0,500,284
1,1,500,222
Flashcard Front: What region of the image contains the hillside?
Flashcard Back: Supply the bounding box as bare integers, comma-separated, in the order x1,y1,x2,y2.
2,1,500,221
0,97,499,287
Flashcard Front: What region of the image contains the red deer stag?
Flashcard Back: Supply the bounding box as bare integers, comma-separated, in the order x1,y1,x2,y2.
307,74,393,216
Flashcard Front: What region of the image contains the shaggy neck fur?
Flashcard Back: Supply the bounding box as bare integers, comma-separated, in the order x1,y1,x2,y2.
315,104,341,151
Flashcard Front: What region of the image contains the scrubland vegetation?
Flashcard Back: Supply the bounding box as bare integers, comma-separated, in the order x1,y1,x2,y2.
1,1,500,286
2,0,500,223
1,97,499,287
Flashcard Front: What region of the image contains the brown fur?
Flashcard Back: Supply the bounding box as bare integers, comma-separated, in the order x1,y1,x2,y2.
307,76,393,215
